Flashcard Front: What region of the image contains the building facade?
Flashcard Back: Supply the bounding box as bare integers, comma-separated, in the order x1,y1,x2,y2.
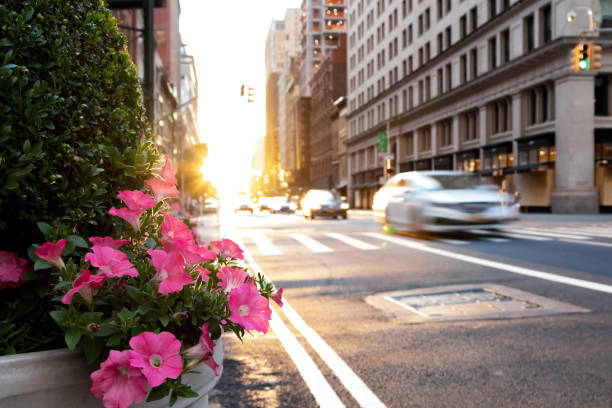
346,0,612,212
310,35,348,188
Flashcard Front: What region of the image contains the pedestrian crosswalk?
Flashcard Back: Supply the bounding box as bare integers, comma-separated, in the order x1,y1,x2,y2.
234,224,612,256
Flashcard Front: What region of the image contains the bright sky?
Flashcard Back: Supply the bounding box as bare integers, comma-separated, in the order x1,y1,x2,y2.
180,0,301,198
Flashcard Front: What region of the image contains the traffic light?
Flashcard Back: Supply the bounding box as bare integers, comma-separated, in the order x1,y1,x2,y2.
240,84,245,96
247,87,254,103
591,43,603,70
572,42,590,71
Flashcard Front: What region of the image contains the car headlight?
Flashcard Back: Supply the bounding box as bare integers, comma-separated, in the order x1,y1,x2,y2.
340,203,349,210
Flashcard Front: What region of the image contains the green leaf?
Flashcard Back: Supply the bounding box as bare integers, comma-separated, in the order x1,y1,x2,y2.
178,388,198,399
34,259,53,270
159,315,169,327
50,310,70,326
65,328,82,350
82,337,104,364
106,333,122,346
36,222,53,237
67,235,88,249
169,390,178,406
146,384,170,402
94,323,121,337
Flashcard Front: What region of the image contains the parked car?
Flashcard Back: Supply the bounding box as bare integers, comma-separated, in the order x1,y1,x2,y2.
268,196,297,213
301,189,349,219
372,171,519,232
233,194,254,214
202,198,219,214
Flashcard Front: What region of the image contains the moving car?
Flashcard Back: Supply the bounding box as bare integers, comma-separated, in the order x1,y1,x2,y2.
301,189,349,219
268,196,297,213
372,171,519,232
233,194,254,214
257,196,274,212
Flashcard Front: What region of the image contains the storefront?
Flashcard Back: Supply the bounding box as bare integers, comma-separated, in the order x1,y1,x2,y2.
595,129,612,207
515,133,556,208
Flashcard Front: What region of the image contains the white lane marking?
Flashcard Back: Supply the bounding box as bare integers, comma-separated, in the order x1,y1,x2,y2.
282,303,388,408
552,227,612,239
232,235,346,408
269,310,346,408
510,228,590,240
439,239,469,245
234,235,387,408
326,233,379,250
483,237,511,243
365,232,612,295
289,233,333,253
249,232,283,255
558,239,612,248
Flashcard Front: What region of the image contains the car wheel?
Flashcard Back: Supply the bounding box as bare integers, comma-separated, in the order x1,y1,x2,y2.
342,213,347,220
310,210,315,220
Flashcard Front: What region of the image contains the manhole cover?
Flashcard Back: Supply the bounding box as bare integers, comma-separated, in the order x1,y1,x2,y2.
365,284,589,323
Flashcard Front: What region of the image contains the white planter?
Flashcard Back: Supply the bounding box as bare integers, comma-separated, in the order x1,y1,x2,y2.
0,337,223,408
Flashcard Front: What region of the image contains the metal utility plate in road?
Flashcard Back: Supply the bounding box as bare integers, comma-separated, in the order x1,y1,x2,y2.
365,284,590,324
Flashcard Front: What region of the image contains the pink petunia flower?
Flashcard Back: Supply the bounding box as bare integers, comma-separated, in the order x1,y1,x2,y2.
129,331,183,387
85,246,138,278
228,283,272,333
34,239,66,269
62,269,106,305
161,213,193,242
88,237,129,250
185,322,219,376
116,190,155,212
194,266,211,283
0,251,29,290
271,287,284,307
148,249,194,294
160,154,178,185
145,179,179,202
109,207,141,231
210,238,244,260
217,266,249,293
163,239,217,265
90,349,148,408
171,202,180,213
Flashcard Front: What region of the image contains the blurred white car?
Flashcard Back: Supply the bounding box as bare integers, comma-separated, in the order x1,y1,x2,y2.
301,189,348,219
372,171,519,232
268,196,297,213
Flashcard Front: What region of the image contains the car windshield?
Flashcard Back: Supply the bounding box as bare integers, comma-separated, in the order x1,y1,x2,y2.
308,190,335,200
422,175,478,190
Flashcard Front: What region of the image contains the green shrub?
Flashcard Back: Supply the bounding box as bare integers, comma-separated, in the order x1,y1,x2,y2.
0,0,159,353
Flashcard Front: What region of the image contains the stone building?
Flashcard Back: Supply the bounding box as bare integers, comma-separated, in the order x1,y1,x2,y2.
346,0,612,212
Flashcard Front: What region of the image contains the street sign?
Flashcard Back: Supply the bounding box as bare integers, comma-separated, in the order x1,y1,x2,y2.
378,152,394,159
377,131,388,153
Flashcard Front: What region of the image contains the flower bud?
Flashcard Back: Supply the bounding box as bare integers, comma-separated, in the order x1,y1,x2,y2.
87,323,100,332
173,312,188,321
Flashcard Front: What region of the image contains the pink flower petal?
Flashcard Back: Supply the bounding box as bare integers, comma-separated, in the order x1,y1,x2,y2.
0,251,29,289
88,237,129,250
210,238,244,260
217,266,249,293
85,246,138,278
109,207,141,231
129,331,183,387
62,269,106,305
34,239,66,269
145,179,179,202
116,190,155,212
90,350,147,408
228,283,272,333
148,249,194,294
160,154,178,185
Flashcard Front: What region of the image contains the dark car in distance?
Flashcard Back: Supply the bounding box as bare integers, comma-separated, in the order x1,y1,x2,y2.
300,189,349,219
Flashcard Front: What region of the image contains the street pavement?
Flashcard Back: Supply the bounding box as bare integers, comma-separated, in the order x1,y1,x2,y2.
197,209,612,408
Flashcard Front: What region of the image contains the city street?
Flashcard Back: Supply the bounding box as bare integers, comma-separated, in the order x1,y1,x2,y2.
199,210,612,408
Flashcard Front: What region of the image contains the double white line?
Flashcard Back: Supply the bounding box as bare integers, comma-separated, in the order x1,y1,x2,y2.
233,235,387,408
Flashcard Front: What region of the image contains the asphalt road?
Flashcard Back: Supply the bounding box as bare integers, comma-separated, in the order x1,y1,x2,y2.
198,209,612,408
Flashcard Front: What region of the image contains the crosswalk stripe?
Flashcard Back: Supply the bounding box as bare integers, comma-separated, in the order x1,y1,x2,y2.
249,233,283,255
496,232,552,241
439,239,469,245
289,233,333,253
326,233,379,250
552,227,612,239
509,228,591,240
483,237,511,243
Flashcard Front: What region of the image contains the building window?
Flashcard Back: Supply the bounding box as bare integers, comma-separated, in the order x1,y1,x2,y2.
460,15,467,39
408,24,413,43
482,143,513,175
460,54,467,84
437,118,453,146
402,89,407,112
540,4,552,45
446,0,452,13
489,0,496,20
419,47,424,66
529,89,537,125
470,47,478,79
490,97,511,134
461,109,479,141
445,26,452,48
437,32,444,53
418,80,424,104
408,86,414,109
595,75,609,116
445,63,452,90
418,14,423,35
470,6,478,31
425,75,431,101
425,42,431,62
419,126,432,152
425,8,431,30
502,0,510,10
518,136,555,169
437,68,444,95
524,14,535,52
402,29,407,48
541,85,549,122
408,55,413,72
500,29,510,63
438,0,443,19
488,36,497,70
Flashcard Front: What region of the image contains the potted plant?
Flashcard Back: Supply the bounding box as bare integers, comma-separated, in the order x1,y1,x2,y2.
0,1,283,407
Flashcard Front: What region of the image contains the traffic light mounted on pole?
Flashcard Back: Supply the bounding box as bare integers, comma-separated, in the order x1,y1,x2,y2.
247,87,254,103
571,42,603,72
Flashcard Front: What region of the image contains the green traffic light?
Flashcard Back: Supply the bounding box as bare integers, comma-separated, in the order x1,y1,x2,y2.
579,59,589,71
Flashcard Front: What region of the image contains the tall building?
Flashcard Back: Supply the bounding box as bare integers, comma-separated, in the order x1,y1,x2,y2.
264,9,301,194
309,34,347,189
299,0,348,97
346,0,611,212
